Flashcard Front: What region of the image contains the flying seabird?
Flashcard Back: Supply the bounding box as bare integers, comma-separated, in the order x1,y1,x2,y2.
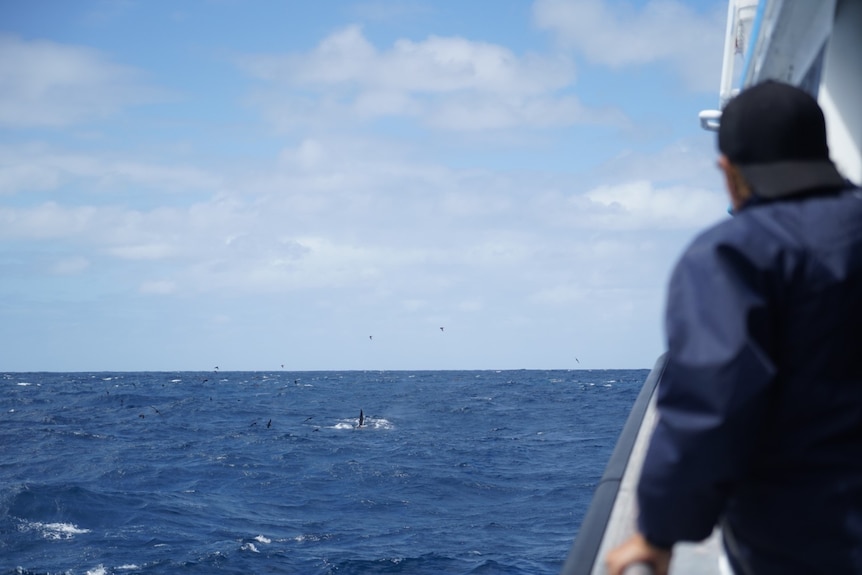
440,327,444,332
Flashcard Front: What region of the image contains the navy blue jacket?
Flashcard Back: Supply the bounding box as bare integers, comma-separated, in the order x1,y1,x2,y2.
637,185,862,574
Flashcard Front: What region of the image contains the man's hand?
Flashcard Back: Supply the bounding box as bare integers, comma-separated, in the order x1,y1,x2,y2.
606,533,672,575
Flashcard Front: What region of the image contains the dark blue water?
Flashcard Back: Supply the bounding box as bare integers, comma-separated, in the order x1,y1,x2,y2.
1,370,646,575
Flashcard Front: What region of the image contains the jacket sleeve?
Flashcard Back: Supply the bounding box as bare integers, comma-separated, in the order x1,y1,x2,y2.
637,230,778,547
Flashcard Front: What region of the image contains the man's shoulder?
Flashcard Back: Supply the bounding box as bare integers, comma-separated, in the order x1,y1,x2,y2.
692,186,858,242
677,204,791,274
681,184,862,270
684,211,760,255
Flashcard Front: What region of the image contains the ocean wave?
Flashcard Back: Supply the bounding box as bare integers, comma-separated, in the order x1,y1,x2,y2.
17,520,91,540
1,369,647,575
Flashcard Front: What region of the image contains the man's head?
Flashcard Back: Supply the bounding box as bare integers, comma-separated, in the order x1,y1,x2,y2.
718,80,844,202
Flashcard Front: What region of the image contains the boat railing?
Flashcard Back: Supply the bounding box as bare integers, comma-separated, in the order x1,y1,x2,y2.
559,355,665,575
560,354,724,575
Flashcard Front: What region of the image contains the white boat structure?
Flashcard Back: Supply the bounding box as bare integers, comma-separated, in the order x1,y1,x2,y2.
561,1,862,574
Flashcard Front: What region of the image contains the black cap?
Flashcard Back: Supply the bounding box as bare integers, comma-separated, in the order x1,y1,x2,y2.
718,80,844,198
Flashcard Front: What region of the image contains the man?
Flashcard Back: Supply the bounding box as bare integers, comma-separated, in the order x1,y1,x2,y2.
606,80,862,574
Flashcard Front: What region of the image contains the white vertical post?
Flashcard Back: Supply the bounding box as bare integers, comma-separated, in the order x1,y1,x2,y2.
818,0,862,185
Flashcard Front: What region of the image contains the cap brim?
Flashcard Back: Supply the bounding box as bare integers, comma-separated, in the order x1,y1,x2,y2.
739,160,846,199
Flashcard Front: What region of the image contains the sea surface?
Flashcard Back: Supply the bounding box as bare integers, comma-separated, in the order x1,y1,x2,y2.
1,369,648,575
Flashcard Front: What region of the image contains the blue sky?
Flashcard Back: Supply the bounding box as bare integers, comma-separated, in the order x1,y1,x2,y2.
1,0,730,371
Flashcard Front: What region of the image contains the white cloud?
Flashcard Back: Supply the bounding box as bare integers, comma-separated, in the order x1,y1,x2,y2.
457,299,484,312
239,25,625,131
580,180,725,230
595,140,721,185
0,135,721,279
532,0,725,91
0,144,222,195
108,243,177,260
530,284,591,305
425,92,624,131
0,34,166,128
243,25,572,94
50,256,91,275
0,202,101,240
278,139,327,170
140,280,177,295
400,299,428,312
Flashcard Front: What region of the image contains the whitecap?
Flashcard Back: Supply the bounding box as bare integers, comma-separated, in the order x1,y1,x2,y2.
294,533,330,543
86,565,107,575
368,418,394,430
294,533,329,543
332,417,393,430
241,542,260,553
254,535,271,544
23,521,91,540
117,565,141,571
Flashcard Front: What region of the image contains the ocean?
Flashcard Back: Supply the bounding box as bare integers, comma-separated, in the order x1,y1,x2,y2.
1,369,647,575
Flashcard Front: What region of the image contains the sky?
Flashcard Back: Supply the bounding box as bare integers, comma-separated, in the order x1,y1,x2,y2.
0,0,732,372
